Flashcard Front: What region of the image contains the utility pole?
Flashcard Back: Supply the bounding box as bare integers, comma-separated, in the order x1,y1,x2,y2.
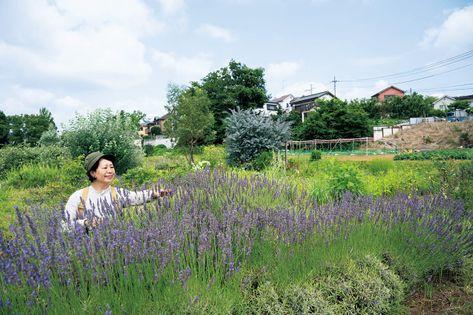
304,83,314,95
330,76,339,97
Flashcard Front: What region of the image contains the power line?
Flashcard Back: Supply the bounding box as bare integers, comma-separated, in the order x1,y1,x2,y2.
339,49,473,83
392,62,473,85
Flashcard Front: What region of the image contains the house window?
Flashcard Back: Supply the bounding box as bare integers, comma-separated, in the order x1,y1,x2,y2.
266,104,277,111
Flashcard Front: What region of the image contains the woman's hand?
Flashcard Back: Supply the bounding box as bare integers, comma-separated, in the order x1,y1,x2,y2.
84,217,103,229
153,188,172,198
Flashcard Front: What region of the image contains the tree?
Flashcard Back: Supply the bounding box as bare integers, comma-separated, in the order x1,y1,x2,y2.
164,86,215,165
61,108,144,174
119,110,146,130
299,99,370,140
150,125,161,136
448,100,470,111
225,108,291,168
5,108,55,146
7,115,24,145
200,60,268,143
0,111,8,146
382,93,433,119
351,98,381,120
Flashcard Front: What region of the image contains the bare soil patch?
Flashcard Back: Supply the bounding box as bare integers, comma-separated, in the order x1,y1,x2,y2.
372,120,473,151
407,282,473,315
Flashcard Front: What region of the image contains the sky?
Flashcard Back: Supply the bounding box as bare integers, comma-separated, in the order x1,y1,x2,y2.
1,0,473,127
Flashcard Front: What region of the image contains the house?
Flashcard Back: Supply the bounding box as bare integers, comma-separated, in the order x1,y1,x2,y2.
256,94,294,117
254,102,280,116
271,94,294,112
432,96,455,111
290,91,336,121
138,114,169,136
371,86,405,102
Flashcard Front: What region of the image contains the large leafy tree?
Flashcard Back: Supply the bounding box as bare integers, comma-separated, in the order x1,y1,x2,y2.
200,60,268,143
164,84,215,165
381,93,434,119
5,108,55,145
300,99,370,140
0,111,9,146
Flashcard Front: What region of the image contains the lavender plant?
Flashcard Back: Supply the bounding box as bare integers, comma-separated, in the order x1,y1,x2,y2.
0,168,471,313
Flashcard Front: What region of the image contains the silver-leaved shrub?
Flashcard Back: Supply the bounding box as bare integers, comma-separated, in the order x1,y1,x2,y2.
225,108,291,169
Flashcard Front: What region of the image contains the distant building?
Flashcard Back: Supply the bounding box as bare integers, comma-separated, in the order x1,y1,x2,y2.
290,91,336,122
432,96,455,111
371,86,405,102
138,113,169,136
257,94,294,116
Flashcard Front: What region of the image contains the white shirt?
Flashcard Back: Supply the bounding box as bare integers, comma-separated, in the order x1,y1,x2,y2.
64,185,153,227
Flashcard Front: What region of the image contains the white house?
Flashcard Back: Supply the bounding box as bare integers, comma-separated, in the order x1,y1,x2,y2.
256,94,294,116
432,96,455,111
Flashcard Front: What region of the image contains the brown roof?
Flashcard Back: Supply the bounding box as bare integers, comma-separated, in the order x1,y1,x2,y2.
371,85,405,97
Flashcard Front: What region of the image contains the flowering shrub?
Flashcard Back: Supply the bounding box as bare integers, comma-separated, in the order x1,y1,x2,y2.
0,169,470,313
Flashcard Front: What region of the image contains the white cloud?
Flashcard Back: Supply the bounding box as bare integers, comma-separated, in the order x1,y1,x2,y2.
1,85,88,126
351,54,403,67
152,50,214,82
265,61,301,95
338,80,390,100
157,0,186,15
0,0,159,89
275,81,329,98
266,62,301,79
421,5,473,51
197,24,235,43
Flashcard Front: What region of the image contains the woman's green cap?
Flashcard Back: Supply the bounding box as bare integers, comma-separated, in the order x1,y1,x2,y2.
84,152,115,172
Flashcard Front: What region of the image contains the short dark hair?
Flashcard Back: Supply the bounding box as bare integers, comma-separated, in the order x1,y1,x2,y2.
86,157,114,182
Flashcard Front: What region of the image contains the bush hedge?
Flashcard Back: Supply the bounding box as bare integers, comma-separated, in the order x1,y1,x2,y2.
394,149,473,161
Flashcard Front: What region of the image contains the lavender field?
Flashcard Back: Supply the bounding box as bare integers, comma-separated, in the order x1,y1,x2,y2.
1,163,472,314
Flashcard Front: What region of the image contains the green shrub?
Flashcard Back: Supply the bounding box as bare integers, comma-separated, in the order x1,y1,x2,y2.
61,108,144,174
282,283,335,314
153,144,169,156
363,159,394,175
200,145,225,167
120,165,160,187
394,149,473,161
5,164,62,189
225,108,290,167
312,255,405,314
329,163,365,199
247,150,273,171
310,150,322,161
0,145,70,178
143,144,154,157
61,156,89,187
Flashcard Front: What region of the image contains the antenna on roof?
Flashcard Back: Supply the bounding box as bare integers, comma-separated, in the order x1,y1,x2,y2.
330,76,339,96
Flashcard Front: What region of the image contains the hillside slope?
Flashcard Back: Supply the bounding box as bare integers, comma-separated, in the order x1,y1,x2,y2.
375,120,473,150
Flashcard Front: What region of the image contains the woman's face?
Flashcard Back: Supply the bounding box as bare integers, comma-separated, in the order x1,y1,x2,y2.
90,158,115,185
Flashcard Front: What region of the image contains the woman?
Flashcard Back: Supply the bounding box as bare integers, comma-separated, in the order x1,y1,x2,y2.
64,151,169,229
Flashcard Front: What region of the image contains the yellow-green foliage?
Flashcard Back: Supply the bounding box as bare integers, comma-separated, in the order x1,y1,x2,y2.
238,255,404,314
198,145,226,167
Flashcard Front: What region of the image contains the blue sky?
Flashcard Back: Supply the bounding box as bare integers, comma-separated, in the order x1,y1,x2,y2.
1,0,472,127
